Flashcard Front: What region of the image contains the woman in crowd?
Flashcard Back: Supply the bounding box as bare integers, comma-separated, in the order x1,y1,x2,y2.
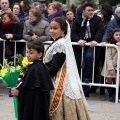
20,0,30,21
48,1,63,23
23,8,51,42
0,11,23,62
12,2,24,26
44,17,90,120
65,9,75,27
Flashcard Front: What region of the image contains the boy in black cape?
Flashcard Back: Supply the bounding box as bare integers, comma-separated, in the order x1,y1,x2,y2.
11,40,54,120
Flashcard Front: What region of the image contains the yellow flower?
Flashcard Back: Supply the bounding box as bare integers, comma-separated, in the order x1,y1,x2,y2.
16,65,21,70
22,57,29,67
0,68,8,77
22,57,32,67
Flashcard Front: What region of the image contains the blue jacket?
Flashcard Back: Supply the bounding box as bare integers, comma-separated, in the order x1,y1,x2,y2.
102,15,120,42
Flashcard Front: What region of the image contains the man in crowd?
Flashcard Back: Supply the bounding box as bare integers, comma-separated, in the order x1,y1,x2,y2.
101,7,120,44
31,1,48,21
0,0,10,13
71,3,104,97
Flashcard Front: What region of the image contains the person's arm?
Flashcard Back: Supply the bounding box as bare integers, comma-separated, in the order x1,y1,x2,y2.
71,18,83,42
102,20,115,42
94,16,104,43
37,22,51,42
0,25,10,40
46,53,66,77
11,23,23,40
23,21,32,41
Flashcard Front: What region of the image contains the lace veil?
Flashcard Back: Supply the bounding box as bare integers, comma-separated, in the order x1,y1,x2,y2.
63,21,84,99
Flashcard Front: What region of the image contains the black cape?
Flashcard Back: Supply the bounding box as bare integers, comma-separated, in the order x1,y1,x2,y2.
18,60,54,120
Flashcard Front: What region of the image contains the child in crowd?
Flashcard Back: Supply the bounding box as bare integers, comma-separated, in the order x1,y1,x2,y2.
101,28,120,102
11,40,54,120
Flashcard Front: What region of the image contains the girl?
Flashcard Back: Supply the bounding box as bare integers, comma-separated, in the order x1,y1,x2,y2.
44,17,90,120
11,40,54,120
101,28,120,102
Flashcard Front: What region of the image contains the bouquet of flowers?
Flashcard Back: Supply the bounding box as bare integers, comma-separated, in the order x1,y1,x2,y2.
0,54,32,118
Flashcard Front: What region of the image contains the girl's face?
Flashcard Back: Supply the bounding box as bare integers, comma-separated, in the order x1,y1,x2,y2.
113,32,120,42
13,5,20,14
48,5,57,16
29,12,37,22
26,48,42,62
50,21,64,40
2,14,11,22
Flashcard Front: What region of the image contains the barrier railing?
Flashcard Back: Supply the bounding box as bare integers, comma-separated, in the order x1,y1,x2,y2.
0,39,119,103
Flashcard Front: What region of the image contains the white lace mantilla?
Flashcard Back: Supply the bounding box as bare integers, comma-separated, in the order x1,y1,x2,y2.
44,41,66,63
44,38,82,99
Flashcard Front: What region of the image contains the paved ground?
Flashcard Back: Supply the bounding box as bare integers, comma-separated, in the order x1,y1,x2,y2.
0,81,120,120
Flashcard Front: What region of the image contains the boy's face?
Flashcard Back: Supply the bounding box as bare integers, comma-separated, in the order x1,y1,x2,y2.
26,48,42,62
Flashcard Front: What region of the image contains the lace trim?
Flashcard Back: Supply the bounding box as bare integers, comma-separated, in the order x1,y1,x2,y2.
44,43,66,63
64,77,81,99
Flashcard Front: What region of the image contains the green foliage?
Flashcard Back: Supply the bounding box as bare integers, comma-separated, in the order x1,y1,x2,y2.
15,54,24,66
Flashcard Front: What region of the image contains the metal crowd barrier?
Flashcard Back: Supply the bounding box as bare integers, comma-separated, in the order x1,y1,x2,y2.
0,38,119,103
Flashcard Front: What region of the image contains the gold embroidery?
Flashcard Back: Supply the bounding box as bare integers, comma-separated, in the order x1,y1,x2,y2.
50,62,66,120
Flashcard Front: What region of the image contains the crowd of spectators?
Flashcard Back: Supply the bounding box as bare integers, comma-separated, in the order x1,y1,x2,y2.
0,0,120,102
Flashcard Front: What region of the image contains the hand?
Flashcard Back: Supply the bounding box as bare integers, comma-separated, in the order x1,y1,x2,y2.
31,33,38,41
11,88,19,96
78,40,86,47
90,41,98,48
5,34,13,39
108,70,115,76
100,42,107,46
116,42,120,46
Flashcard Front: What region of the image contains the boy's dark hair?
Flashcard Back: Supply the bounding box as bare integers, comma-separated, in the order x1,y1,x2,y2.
52,17,68,35
108,28,120,44
82,3,94,10
27,40,44,54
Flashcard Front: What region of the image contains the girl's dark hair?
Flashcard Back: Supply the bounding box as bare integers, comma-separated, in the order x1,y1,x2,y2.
27,40,44,54
108,28,120,44
51,17,68,35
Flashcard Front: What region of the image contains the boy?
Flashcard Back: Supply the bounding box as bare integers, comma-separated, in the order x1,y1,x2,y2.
11,40,54,120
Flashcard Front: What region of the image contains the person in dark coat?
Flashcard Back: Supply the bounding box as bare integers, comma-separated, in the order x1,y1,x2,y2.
71,3,104,97
11,40,54,120
0,11,23,63
101,7,120,44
